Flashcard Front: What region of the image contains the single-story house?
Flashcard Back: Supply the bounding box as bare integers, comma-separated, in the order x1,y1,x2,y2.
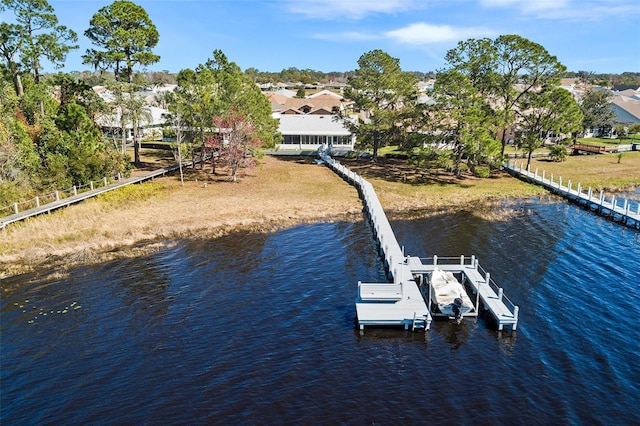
95,105,168,142
277,114,356,153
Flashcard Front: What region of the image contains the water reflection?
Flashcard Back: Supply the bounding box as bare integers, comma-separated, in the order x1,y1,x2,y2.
2,199,640,424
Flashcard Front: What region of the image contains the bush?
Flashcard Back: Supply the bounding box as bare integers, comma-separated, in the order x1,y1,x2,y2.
549,144,568,162
474,166,491,178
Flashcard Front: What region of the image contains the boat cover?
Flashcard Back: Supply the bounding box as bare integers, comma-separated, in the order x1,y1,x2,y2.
429,267,474,316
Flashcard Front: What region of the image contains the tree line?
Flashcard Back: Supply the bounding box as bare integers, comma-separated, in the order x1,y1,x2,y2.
0,0,278,207
343,36,618,174
0,0,634,208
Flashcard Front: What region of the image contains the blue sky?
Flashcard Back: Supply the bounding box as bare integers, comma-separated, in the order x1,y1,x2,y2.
3,0,639,74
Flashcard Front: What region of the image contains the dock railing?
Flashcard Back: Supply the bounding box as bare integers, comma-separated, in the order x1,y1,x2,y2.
0,174,123,218
321,152,405,284
416,255,519,328
475,263,519,318
504,160,640,229
321,150,518,331
1,157,208,229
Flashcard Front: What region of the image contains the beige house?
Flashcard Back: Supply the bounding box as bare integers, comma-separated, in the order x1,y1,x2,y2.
266,89,357,154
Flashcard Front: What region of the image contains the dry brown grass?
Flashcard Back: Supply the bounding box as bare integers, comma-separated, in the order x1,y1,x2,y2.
523,151,640,191
2,150,639,278
341,157,546,215
0,156,362,278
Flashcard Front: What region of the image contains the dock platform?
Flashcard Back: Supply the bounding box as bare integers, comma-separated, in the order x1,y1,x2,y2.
409,256,519,331
504,160,640,229
321,150,519,332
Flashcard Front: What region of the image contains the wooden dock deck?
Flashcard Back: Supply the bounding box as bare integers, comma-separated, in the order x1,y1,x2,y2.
570,143,607,154
320,152,431,331
321,151,519,332
408,256,519,331
1,160,199,230
504,160,640,229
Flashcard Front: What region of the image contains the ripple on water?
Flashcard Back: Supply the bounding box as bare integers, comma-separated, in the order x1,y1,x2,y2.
1,202,639,424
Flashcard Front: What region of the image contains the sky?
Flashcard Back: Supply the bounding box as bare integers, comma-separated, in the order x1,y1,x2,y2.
2,0,639,75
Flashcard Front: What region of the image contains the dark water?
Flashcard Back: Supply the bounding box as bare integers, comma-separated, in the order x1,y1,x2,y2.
2,197,640,425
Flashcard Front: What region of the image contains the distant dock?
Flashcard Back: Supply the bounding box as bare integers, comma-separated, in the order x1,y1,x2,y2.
0,159,203,230
321,151,519,332
504,160,640,229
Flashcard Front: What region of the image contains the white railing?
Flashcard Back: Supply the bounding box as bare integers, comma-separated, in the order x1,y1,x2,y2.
504,160,640,226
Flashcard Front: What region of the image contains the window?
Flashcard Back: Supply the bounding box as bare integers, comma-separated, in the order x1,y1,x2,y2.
283,135,299,145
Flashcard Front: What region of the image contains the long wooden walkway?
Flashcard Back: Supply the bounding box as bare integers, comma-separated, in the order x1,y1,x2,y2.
321,151,519,332
320,152,432,331
504,160,640,229
1,161,194,230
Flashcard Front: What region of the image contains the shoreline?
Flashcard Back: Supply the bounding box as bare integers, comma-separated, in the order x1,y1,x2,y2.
2,154,639,279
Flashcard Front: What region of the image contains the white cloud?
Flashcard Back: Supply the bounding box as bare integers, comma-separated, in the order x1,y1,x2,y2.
385,22,495,45
479,0,639,21
479,0,569,11
285,0,422,20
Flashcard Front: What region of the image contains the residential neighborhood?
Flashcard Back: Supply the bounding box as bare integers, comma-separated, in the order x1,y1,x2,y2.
89,78,640,154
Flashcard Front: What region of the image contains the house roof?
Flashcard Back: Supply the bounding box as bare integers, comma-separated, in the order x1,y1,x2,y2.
616,88,640,100
265,91,349,115
308,89,342,99
278,114,355,135
611,94,640,124
95,106,169,129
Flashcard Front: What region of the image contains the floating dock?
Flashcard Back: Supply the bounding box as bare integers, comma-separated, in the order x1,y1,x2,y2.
321,151,519,332
504,160,640,229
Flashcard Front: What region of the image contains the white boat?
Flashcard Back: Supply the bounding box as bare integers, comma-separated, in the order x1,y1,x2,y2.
429,267,475,323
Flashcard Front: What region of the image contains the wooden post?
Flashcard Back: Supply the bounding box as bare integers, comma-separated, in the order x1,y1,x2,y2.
433,255,438,266
534,168,538,179
542,170,546,182
559,177,562,189
568,180,572,192
13,203,18,214
73,186,77,196
90,181,94,190
103,177,107,186
55,191,59,201
498,287,503,301
460,255,464,265
36,196,40,207
577,183,582,195
611,195,616,209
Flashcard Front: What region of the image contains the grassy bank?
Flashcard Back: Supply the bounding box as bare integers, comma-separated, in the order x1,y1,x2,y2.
2,151,639,279
0,156,362,278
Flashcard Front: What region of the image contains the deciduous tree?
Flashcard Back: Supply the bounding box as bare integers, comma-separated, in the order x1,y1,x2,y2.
167,50,278,171
208,108,262,182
